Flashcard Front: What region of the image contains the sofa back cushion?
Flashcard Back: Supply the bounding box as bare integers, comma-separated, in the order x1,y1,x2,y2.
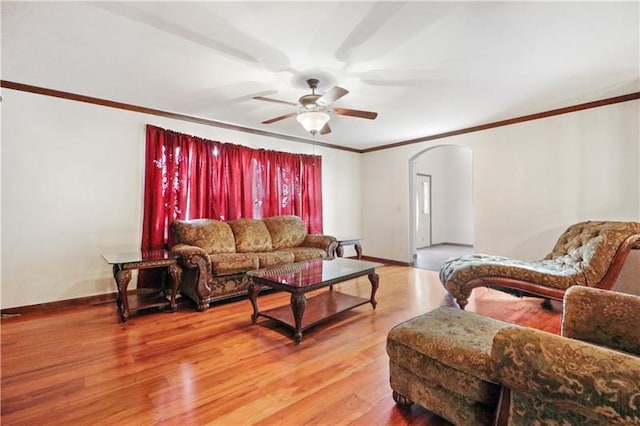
227,218,273,253
171,219,236,254
263,215,307,249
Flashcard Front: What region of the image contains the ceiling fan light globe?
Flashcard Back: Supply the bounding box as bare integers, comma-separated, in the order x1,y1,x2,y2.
297,111,330,134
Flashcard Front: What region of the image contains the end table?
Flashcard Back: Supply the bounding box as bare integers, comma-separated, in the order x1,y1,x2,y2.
102,250,182,323
335,237,363,259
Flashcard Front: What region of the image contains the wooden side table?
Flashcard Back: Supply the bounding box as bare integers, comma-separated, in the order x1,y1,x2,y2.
335,237,363,259
102,250,181,323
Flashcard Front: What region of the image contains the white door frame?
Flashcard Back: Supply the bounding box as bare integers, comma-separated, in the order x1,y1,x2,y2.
408,144,474,264
415,173,432,248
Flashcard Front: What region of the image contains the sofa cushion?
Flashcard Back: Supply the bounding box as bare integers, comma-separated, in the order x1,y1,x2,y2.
263,215,307,249
228,218,273,253
208,253,259,276
255,251,295,268
277,247,327,262
172,219,236,254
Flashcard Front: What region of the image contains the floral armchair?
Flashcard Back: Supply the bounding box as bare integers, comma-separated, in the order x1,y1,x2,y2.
492,286,640,425
440,221,640,309
387,286,640,425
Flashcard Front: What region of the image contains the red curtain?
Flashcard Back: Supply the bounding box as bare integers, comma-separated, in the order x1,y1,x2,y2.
300,154,323,233
259,150,298,218
141,124,323,260
212,144,256,221
141,125,220,251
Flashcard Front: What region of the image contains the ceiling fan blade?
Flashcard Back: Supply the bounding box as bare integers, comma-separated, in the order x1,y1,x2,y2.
319,123,331,135
333,107,378,120
262,112,297,124
317,86,349,106
253,96,298,107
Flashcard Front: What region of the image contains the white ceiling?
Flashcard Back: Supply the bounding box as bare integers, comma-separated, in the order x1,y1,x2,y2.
2,1,639,151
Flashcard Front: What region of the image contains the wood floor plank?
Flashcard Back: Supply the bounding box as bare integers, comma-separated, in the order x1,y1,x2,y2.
1,266,560,425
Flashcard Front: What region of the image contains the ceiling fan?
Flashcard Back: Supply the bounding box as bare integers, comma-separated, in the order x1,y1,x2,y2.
253,78,378,136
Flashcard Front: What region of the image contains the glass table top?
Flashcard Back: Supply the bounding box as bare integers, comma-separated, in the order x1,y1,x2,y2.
102,249,176,265
247,258,382,288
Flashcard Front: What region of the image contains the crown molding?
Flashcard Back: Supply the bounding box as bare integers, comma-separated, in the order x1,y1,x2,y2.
2,80,637,155
363,92,640,153
0,80,360,154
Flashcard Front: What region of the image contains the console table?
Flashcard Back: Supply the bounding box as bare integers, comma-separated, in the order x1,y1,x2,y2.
102,250,181,323
335,237,363,259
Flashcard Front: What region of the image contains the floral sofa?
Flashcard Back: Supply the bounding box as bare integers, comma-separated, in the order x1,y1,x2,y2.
387,286,640,425
171,215,338,311
440,220,640,309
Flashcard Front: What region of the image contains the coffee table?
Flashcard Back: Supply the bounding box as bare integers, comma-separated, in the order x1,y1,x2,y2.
247,258,382,343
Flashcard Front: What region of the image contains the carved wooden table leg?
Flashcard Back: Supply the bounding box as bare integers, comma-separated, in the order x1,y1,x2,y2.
113,265,132,323
335,245,344,257
368,272,379,309
291,293,307,344
354,242,362,259
112,265,123,312
167,264,182,312
248,280,262,324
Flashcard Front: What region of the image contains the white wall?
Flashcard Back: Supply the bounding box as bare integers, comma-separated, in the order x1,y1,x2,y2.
2,91,638,309
362,100,640,263
1,90,362,309
412,145,473,246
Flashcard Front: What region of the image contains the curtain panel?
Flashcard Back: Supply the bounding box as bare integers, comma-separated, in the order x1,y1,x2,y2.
141,124,323,255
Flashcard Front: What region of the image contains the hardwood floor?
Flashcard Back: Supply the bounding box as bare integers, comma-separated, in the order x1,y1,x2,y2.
1,266,560,425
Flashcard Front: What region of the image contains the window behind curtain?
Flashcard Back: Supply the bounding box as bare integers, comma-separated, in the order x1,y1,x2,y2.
141,124,323,254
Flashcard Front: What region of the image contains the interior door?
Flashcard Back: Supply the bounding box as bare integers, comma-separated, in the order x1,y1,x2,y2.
414,173,432,248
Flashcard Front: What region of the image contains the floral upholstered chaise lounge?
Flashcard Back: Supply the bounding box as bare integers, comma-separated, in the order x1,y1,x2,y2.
440,221,640,309
171,215,337,311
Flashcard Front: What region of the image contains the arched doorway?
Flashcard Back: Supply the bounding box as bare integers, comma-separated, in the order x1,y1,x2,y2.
408,145,474,269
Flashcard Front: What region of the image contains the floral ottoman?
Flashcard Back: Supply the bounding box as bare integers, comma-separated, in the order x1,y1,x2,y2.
387,307,513,426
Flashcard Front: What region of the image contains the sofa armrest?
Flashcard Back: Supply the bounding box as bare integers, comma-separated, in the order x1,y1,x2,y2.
171,244,212,310
171,244,209,267
562,286,640,355
302,234,338,257
491,327,640,424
